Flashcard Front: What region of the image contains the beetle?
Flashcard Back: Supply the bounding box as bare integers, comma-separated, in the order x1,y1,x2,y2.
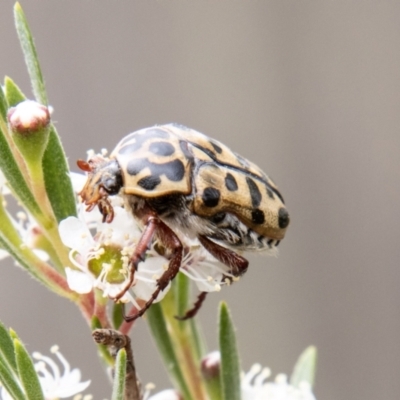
78,124,289,321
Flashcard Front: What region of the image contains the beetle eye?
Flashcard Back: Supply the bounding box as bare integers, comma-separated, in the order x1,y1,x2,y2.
102,174,122,195
211,212,226,224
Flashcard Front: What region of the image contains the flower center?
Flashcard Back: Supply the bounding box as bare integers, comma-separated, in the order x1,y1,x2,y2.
88,245,127,284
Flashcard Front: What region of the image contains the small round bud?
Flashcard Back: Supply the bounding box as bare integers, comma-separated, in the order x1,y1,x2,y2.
201,351,221,380
7,100,50,134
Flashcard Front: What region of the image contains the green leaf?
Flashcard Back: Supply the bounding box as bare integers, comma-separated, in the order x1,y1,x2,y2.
112,303,124,329
147,303,193,400
42,126,77,222
0,358,25,400
174,272,190,321
0,321,17,374
218,302,241,400
14,2,48,105
14,339,44,400
4,76,26,107
111,348,126,400
0,85,8,122
0,125,41,216
290,346,317,389
189,317,206,362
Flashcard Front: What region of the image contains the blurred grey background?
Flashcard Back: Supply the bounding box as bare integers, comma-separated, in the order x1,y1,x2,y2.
1,1,399,399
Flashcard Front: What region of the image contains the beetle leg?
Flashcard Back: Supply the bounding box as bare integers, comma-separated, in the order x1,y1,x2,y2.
199,235,249,278
112,215,158,303
122,217,183,322
174,237,249,320
175,291,208,321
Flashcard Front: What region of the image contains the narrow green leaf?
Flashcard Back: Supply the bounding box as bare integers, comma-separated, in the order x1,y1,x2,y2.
0,358,25,400
4,77,26,107
0,125,41,216
218,302,241,400
0,321,17,373
189,317,206,362
42,126,77,221
111,348,126,400
14,339,44,400
14,2,48,105
290,346,317,389
9,329,18,341
174,272,190,320
0,85,8,122
112,303,124,329
147,303,193,400
91,316,102,331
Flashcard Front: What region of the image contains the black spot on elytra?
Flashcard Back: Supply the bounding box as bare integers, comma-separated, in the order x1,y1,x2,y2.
118,128,171,154
266,187,274,199
246,177,262,208
278,207,290,229
126,159,148,176
210,140,223,154
225,173,238,191
161,159,185,181
149,141,175,156
202,187,221,207
137,175,161,191
251,209,265,225
126,157,185,190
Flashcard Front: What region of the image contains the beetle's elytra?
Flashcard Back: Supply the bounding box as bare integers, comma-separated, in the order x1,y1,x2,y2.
78,124,289,321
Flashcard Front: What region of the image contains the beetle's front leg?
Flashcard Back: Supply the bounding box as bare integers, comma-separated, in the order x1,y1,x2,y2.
112,214,158,303
120,216,183,322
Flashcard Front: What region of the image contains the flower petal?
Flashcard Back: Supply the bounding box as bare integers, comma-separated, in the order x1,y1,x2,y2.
65,267,94,293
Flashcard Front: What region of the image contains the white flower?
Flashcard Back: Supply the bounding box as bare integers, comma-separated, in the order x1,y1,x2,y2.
59,205,171,309
180,243,234,293
241,364,316,400
0,197,49,262
0,346,91,400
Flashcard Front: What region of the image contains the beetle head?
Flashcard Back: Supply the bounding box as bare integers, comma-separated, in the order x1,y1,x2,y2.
77,155,123,223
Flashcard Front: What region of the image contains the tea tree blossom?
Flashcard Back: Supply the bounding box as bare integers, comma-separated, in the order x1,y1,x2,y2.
0,346,91,400
241,363,316,400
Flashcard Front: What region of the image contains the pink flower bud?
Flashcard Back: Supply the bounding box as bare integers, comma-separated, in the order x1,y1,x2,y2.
201,351,221,380
7,100,50,134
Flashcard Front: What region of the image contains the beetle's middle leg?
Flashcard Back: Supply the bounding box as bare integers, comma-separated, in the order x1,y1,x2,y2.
199,235,249,277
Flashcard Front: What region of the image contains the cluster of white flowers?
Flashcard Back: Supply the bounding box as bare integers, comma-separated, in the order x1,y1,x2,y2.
241,363,316,400
0,346,91,400
59,172,232,311
143,360,317,400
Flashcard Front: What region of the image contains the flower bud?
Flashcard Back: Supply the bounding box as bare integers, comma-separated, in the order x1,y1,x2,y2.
8,100,50,134
201,350,221,379
7,100,51,166
201,351,222,399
